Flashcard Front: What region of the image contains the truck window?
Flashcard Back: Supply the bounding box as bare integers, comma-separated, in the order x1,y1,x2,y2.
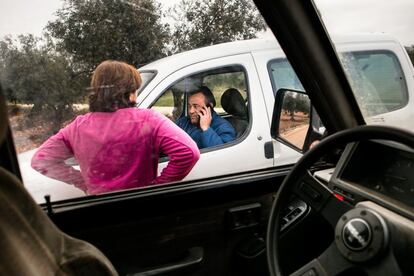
269,50,408,117
137,71,156,94
268,59,305,94
340,51,408,117
151,65,250,147
203,71,248,116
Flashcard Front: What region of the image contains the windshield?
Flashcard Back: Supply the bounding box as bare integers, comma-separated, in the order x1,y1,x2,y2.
1,0,412,204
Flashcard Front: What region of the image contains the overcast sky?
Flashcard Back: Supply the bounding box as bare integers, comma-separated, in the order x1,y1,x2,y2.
0,0,413,45
316,0,414,45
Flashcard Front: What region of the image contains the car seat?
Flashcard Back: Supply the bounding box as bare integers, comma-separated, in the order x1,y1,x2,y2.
220,88,249,138
0,88,117,276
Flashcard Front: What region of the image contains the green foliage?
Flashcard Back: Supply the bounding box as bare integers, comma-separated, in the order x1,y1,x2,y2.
155,90,174,107
203,72,245,92
203,71,247,106
282,92,310,121
283,92,296,121
0,34,86,132
46,0,169,72
0,0,268,136
0,40,17,103
170,0,267,53
296,93,310,115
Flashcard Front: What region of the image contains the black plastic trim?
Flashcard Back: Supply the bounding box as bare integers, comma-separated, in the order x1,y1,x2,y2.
42,165,293,213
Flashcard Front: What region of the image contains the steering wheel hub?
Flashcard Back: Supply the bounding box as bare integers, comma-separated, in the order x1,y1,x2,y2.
335,208,388,263
342,218,372,251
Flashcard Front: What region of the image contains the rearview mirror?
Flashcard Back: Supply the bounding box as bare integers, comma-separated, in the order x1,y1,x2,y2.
271,89,318,152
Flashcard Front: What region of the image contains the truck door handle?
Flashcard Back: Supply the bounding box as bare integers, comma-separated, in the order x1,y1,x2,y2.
128,247,204,276
264,141,274,159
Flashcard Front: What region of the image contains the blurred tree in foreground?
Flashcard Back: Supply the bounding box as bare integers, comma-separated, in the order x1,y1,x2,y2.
169,0,267,53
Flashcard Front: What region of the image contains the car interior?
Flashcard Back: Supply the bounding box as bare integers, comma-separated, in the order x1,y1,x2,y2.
1,0,414,276
220,88,249,138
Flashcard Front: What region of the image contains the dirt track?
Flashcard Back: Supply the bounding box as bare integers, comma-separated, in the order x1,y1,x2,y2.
281,124,309,148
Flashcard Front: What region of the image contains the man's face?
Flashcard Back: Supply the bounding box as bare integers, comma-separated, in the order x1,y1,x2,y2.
188,92,207,125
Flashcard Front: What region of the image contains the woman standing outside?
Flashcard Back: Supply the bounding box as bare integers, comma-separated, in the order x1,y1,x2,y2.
31,60,200,194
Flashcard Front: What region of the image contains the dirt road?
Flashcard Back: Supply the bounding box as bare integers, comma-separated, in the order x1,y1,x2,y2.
281,124,309,149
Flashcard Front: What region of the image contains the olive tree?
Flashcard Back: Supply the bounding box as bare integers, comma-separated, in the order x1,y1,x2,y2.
0,35,85,133
47,0,169,72
169,0,267,53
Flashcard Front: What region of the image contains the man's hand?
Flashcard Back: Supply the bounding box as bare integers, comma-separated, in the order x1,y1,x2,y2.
197,105,212,131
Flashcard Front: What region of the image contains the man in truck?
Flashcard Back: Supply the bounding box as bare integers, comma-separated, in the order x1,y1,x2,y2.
177,86,236,149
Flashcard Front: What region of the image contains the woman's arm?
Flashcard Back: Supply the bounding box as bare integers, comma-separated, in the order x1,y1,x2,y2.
153,115,200,185
31,131,87,192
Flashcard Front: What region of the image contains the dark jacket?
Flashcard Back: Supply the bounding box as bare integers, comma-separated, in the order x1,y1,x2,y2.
176,111,236,149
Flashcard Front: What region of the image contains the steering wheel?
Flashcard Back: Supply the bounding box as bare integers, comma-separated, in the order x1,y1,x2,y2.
267,125,414,276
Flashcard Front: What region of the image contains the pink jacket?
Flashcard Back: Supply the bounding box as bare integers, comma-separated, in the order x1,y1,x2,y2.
31,108,200,194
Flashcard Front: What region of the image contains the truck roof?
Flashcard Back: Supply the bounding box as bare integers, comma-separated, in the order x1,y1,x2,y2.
139,33,399,76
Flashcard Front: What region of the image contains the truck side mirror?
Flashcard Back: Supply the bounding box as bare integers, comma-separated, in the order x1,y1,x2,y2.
271,89,323,152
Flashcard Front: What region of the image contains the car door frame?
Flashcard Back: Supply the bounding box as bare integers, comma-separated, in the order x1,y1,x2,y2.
251,48,305,165
137,53,277,180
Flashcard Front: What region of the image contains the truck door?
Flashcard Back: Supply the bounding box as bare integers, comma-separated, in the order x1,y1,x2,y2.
139,53,274,181
252,50,304,166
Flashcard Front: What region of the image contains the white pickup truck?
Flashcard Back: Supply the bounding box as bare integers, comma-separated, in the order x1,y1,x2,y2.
19,33,414,203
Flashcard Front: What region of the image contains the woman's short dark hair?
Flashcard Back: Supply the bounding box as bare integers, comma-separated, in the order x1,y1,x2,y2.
88,60,142,112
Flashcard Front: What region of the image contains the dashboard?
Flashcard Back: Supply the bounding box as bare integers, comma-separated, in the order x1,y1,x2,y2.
317,140,414,214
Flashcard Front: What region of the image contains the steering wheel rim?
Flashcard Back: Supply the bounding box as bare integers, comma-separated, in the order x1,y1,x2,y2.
267,125,414,276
